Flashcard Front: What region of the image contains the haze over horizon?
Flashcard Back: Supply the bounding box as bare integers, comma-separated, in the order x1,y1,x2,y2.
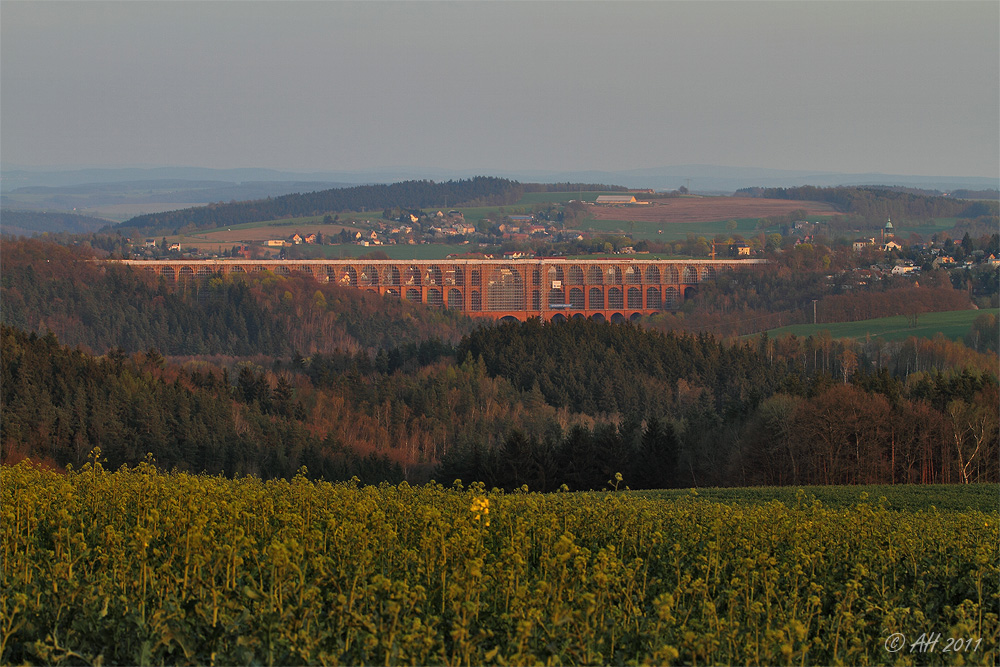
2,1,997,180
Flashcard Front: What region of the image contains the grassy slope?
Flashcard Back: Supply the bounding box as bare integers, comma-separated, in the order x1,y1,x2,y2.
759,308,998,343
579,216,766,241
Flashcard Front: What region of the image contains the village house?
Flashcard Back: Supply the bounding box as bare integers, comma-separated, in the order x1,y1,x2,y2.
852,238,876,252
731,242,752,256
360,231,382,245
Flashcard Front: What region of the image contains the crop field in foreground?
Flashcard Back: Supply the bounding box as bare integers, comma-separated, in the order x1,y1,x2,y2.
3,461,997,665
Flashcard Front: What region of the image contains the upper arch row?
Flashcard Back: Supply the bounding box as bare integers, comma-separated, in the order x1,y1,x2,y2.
138,262,731,286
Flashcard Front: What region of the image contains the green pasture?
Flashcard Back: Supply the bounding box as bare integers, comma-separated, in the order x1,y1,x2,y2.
645,483,998,513
192,213,374,234
582,217,766,241
893,217,962,235
457,206,509,224
457,192,624,223
760,308,997,343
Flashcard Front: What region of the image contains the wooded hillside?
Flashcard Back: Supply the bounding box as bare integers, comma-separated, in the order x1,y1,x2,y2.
2,239,996,491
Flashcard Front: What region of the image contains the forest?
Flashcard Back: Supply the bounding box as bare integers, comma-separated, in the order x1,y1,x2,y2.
0,325,404,483
2,237,998,492
2,313,996,491
2,237,997,492
1,240,477,355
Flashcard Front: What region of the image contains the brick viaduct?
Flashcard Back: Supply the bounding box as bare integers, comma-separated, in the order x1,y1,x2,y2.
119,258,766,323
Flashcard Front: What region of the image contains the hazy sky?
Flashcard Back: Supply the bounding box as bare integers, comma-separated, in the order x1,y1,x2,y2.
2,1,997,178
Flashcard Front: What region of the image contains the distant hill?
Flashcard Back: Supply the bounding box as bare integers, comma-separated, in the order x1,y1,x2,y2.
117,176,526,234
0,209,112,236
0,178,353,217
0,166,361,190
4,164,996,196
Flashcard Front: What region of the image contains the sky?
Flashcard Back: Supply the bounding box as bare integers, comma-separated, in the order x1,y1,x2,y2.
2,1,998,178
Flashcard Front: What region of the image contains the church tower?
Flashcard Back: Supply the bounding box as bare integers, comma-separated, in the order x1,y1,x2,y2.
881,217,893,242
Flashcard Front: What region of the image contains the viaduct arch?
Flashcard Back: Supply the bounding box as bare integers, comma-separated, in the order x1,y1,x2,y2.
123,258,766,322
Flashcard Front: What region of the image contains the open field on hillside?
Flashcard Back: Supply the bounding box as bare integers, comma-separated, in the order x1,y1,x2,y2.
587,196,839,224
4,462,996,666
761,308,997,343
163,216,367,252
176,222,361,243
579,216,766,241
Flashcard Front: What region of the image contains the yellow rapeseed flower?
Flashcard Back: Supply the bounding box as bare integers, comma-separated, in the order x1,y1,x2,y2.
470,497,490,526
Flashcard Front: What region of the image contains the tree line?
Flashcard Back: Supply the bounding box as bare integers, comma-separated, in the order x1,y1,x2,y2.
441,321,997,490
2,315,995,490
0,325,402,483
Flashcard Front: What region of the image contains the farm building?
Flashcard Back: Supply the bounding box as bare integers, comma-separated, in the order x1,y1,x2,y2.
595,195,637,204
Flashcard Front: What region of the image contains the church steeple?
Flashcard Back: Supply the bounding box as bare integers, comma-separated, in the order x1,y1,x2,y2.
882,216,893,241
